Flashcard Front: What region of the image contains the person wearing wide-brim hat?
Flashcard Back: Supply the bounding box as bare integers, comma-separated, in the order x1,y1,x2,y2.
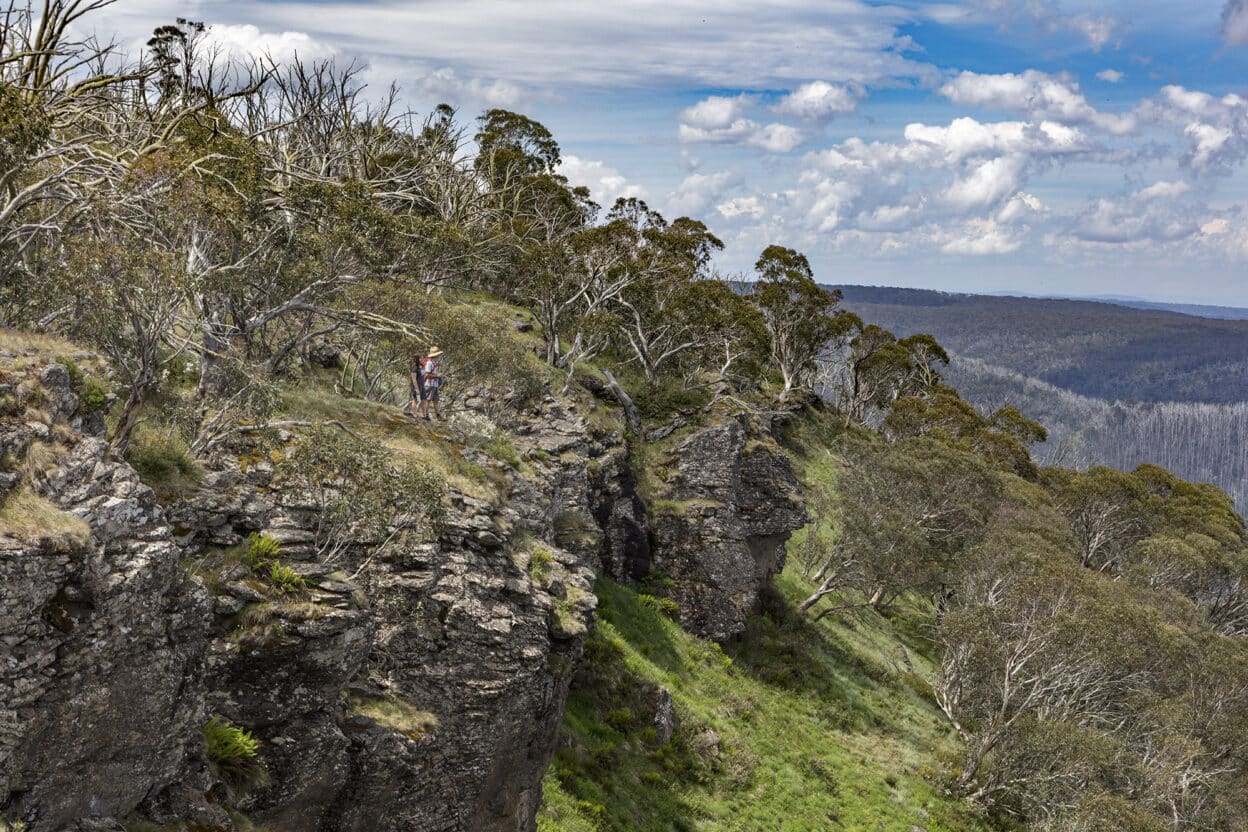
418,346,446,422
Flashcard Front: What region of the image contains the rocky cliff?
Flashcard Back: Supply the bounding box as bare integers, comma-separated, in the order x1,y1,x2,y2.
646,416,807,641
0,343,805,832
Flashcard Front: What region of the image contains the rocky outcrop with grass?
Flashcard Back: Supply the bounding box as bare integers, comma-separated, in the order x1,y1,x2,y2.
0,343,218,830
1,341,810,832
646,415,807,642
0,343,614,832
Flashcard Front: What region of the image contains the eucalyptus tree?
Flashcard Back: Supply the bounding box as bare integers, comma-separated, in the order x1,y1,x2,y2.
750,245,845,401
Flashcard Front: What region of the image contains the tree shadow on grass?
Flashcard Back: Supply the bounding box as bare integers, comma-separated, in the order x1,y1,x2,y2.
728,575,945,747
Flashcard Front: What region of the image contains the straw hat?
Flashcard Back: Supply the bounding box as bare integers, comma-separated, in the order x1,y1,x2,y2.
427,346,444,357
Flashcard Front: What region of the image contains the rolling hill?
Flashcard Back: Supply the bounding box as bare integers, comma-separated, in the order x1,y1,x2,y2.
832,285,1248,404
832,285,1248,512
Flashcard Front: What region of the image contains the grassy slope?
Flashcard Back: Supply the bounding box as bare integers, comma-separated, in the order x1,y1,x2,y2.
538,411,1006,832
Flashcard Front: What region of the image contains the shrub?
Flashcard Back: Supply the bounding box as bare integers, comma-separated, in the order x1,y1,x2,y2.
202,717,268,793
57,356,110,413
605,708,634,731
77,376,110,413
125,429,201,502
633,382,712,422
278,424,445,562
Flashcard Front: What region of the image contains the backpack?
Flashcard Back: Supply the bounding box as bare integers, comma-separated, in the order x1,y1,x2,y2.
414,356,428,382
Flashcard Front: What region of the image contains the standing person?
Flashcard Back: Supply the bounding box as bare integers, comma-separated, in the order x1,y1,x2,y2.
419,346,445,421
409,350,427,420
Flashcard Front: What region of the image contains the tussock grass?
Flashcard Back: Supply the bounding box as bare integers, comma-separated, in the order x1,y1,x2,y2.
0,490,91,552
348,693,438,740
0,328,80,355
23,441,65,481
125,428,202,503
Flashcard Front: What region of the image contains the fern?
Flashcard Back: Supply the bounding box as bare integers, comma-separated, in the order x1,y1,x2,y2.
203,717,269,793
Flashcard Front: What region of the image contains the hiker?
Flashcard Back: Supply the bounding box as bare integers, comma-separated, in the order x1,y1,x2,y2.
418,346,445,421
409,351,426,420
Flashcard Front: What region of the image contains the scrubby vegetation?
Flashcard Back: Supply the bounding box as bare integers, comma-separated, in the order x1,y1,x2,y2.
0,489,90,552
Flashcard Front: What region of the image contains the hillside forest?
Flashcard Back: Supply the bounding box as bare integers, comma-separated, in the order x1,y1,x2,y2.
5,4,1248,832
838,286,1248,514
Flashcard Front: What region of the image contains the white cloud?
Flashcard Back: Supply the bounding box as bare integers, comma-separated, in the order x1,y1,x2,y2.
941,219,1022,255
1067,14,1120,51
679,95,804,153
749,123,805,153
1141,85,1248,172
666,170,740,217
998,192,1044,222
855,202,921,231
1222,0,1248,46
1096,69,1125,83
943,156,1027,209
795,117,1091,243
559,155,645,207
939,70,1136,134
682,95,752,129
1135,180,1191,201
772,81,862,120
414,67,528,109
203,23,335,63
717,196,766,219
133,0,932,91
965,0,1123,51
1071,197,1202,244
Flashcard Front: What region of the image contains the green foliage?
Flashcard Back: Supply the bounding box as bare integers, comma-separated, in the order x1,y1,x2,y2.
750,245,846,400
637,593,679,618
277,424,445,561
242,532,282,570
885,389,1043,479
77,376,110,413
632,382,712,422
202,717,268,793
225,533,307,597
0,82,50,171
528,547,555,582
55,356,110,413
267,562,306,595
125,429,202,503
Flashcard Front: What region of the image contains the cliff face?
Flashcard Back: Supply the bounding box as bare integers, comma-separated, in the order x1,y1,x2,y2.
0,356,215,830
0,348,805,832
647,417,807,642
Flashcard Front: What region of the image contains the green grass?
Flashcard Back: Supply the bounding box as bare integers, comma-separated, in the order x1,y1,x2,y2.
537,573,1008,832
542,405,1010,831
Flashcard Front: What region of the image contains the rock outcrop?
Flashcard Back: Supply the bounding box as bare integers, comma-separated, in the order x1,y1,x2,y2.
1,351,217,831
648,416,807,641
1,345,807,831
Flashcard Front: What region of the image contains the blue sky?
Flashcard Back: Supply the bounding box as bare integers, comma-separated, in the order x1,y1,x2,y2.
94,0,1248,304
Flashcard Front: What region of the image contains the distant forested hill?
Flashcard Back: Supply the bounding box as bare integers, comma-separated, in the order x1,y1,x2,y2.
1095,298,1248,320
945,356,1248,511
833,285,1248,404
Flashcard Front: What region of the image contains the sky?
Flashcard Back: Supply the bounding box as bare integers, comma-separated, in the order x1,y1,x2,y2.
87,0,1248,305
